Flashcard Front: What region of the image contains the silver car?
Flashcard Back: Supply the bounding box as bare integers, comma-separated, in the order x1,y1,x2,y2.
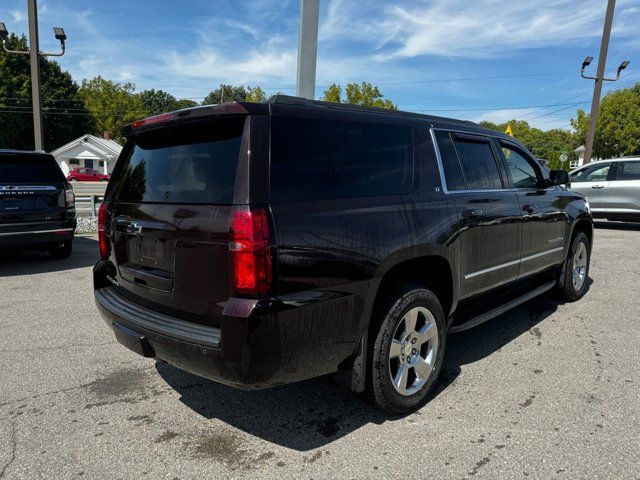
570,157,640,222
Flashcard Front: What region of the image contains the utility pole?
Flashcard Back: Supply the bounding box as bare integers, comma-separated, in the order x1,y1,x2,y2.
580,0,629,164
27,0,43,151
0,0,66,151
296,0,319,99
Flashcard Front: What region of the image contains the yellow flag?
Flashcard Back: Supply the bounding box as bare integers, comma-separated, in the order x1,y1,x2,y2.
505,124,514,137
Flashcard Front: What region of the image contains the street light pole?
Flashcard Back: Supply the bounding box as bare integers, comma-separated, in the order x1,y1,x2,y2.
0,0,66,151
27,0,44,151
580,0,629,165
296,0,319,99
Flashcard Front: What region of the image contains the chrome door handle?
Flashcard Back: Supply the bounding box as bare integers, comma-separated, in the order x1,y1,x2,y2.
591,185,605,189
461,209,483,218
522,204,537,213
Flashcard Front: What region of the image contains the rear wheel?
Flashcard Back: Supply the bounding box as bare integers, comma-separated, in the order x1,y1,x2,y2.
368,285,446,414
557,231,590,301
49,240,72,260
68,178,77,182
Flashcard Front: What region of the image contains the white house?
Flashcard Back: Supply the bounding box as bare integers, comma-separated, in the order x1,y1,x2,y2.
51,134,122,177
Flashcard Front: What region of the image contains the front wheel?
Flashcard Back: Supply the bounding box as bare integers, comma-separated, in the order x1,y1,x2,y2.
368,285,446,414
557,231,590,301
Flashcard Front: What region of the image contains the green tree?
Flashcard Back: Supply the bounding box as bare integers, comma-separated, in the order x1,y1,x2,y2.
593,86,640,158
174,98,198,110
0,34,93,151
245,86,266,103
202,84,248,105
79,76,145,143
322,83,342,103
479,119,580,170
139,89,198,115
571,84,640,159
321,81,396,109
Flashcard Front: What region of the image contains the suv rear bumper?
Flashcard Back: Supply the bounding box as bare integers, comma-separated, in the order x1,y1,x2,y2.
94,279,360,390
0,221,75,248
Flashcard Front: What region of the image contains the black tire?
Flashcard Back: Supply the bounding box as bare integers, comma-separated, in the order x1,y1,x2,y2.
48,240,73,260
367,284,447,414
557,231,590,301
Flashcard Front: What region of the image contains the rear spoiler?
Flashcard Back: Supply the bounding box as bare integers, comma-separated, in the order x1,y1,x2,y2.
123,102,269,138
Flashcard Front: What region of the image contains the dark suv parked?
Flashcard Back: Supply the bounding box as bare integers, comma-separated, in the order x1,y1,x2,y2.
94,97,592,413
1,150,76,259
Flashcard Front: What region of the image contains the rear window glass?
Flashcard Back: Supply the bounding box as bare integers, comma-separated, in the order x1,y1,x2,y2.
0,154,65,183
113,118,244,204
433,130,466,190
452,136,503,190
271,117,413,202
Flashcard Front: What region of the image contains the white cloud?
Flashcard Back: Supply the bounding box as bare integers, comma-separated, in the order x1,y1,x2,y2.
165,47,297,85
322,0,640,60
10,10,25,23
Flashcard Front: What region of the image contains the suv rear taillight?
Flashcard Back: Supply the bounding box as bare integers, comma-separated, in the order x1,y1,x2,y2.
98,201,110,260
65,187,75,207
229,207,272,296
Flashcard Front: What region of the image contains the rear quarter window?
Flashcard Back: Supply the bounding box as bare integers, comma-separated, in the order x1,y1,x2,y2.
270,117,413,202
112,118,245,204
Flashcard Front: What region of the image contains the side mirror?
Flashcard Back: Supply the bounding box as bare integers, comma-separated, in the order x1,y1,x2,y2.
549,170,570,186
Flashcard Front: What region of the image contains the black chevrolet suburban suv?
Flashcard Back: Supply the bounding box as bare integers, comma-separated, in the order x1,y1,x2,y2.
94,97,592,413
1,150,76,259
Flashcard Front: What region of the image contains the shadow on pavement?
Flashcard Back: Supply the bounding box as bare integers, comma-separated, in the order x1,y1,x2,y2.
0,235,98,277
594,220,640,231
157,285,588,450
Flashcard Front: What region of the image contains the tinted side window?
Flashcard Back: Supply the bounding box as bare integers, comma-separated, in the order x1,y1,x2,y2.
433,130,465,190
501,143,540,189
571,163,611,183
270,117,413,202
452,136,502,190
616,162,640,180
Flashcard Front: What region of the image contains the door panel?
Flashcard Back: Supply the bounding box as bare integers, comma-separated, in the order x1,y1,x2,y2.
498,140,566,278
514,190,567,277
454,191,521,298
606,162,640,218
569,162,613,214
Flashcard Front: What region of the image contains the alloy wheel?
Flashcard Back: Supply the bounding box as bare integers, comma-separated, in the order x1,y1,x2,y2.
388,306,439,396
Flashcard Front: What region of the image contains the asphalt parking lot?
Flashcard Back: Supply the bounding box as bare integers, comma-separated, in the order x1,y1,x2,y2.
1,224,639,479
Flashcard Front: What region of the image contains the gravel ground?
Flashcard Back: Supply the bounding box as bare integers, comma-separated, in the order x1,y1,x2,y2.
1,223,639,479
75,217,98,235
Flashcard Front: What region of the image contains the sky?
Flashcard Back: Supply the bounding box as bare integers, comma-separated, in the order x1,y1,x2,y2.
2,0,639,131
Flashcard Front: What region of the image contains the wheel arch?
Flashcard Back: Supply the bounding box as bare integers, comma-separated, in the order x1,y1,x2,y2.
349,247,458,392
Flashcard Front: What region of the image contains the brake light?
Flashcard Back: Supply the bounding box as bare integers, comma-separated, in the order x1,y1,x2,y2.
64,188,75,207
98,201,110,260
229,207,272,296
131,113,172,129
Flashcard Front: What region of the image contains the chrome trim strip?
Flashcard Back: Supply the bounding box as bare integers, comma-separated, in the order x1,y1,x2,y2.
464,258,520,279
464,247,564,279
0,185,58,191
430,127,515,195
0,228,73,237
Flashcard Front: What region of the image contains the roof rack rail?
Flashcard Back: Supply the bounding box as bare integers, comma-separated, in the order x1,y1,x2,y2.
266,95,477,125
